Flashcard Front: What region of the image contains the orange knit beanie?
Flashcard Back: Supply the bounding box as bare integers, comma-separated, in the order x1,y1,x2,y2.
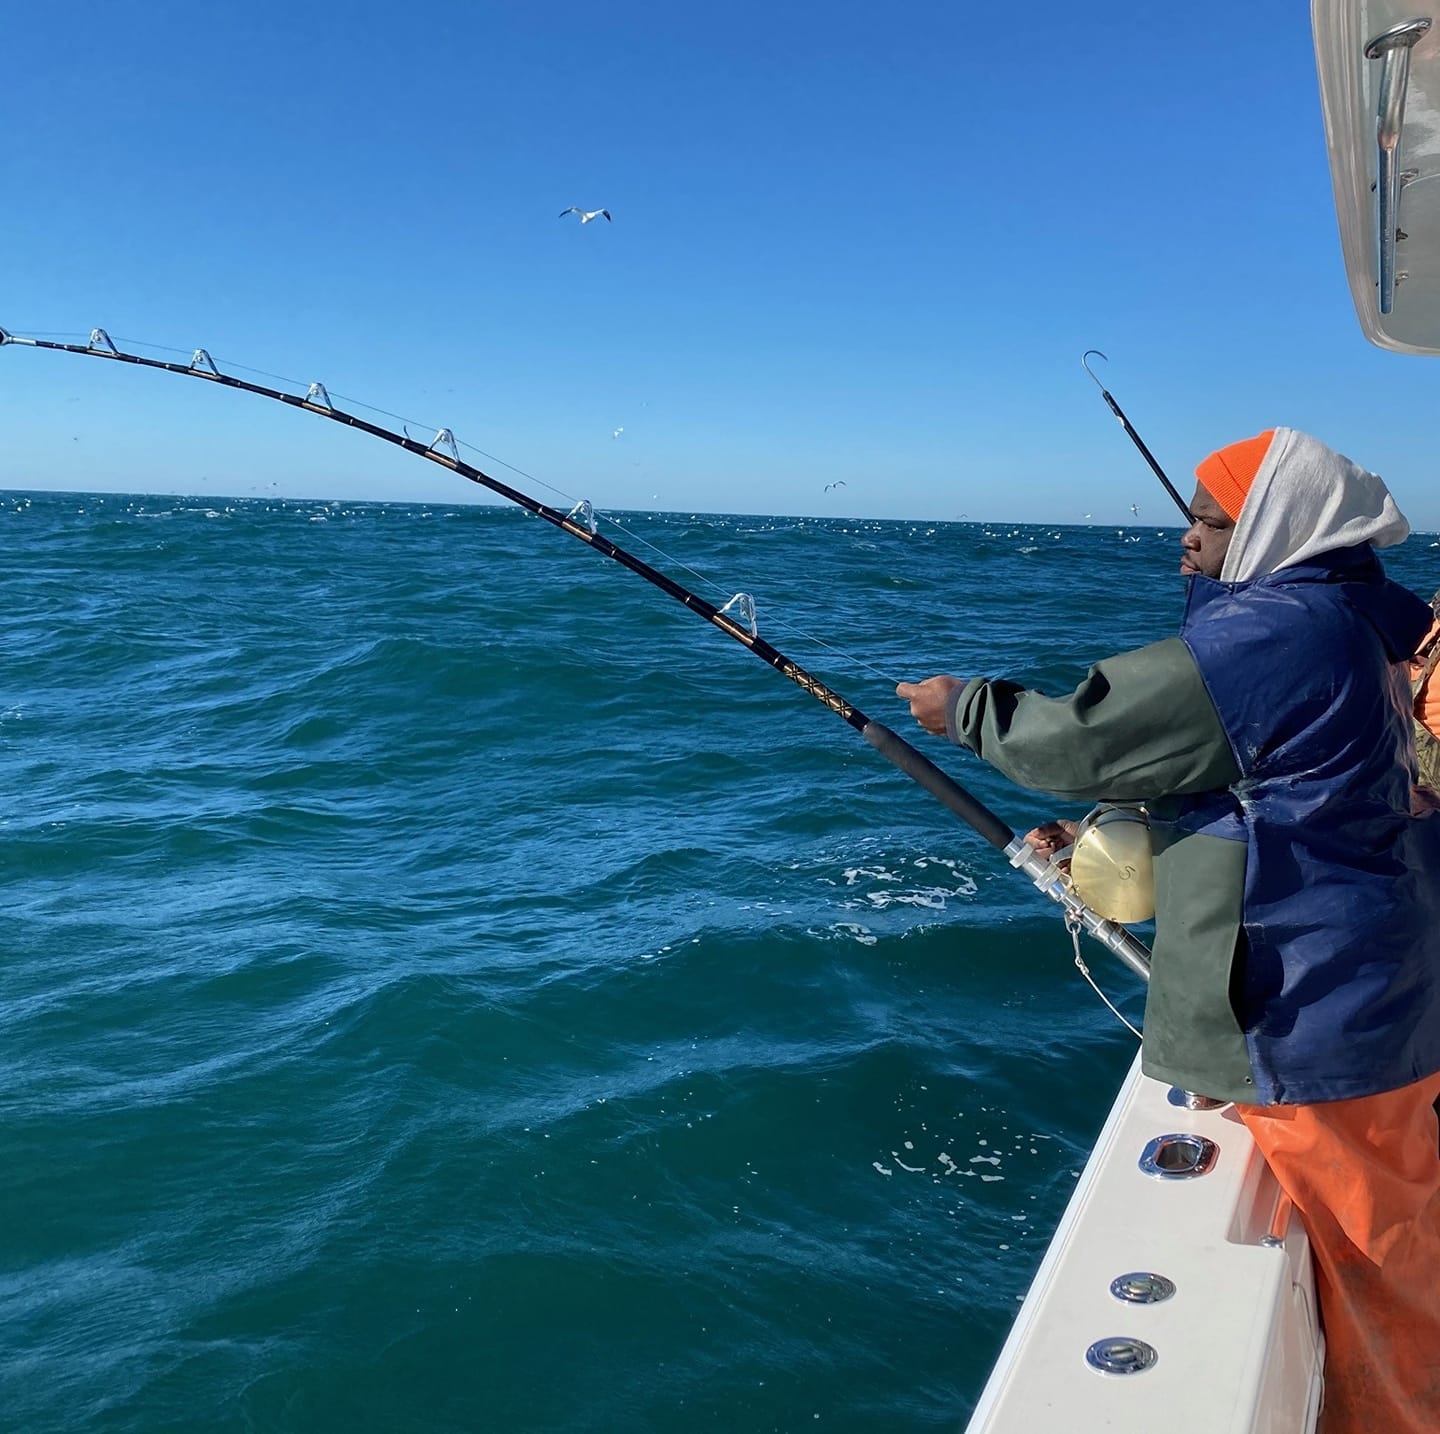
1194,430,1275,521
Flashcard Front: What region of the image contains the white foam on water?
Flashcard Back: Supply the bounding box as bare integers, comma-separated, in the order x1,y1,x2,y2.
858,887,954,911
842,865,898,886
828,922,877,946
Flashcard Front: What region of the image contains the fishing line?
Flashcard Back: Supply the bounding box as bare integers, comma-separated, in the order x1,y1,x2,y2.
104,335,899,685
344,404,900,684
3,324,1152,981
571,512,902,687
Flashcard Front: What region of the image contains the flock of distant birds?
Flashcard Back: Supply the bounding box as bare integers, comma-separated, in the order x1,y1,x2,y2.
563,201,849,499
562,205,1145,515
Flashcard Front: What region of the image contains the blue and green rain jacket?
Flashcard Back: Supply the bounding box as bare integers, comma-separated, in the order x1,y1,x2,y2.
942,432,1440,1105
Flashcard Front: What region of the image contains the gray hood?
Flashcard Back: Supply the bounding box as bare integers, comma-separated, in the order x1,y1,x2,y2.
1219,428,1410,583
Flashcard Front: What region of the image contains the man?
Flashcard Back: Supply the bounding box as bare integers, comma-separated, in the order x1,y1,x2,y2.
898,428,1440,1433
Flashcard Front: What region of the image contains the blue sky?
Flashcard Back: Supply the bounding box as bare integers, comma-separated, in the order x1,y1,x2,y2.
3,1,1437,527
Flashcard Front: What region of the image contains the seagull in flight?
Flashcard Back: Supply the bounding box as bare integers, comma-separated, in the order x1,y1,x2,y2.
824,480,847,492
560,207,611,224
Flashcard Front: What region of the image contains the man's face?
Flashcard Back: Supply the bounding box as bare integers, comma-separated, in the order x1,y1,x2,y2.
1179,484,1235,578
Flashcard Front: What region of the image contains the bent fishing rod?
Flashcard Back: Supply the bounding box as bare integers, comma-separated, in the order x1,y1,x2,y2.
3,325,1150,981
1082,350,1194,524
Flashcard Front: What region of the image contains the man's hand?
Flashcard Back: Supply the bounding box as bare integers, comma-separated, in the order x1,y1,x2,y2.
1023,820,1079,864
896,676,963,736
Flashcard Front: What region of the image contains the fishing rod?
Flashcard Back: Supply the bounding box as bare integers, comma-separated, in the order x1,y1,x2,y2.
1081,350,1195,524
2,325,1151,981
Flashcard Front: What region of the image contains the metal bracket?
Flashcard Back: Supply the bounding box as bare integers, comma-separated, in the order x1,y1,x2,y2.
88,328,119,355
566,499,597,535
426,428,459,462
190,349,219,375
719,592,758,638
304,382,333,411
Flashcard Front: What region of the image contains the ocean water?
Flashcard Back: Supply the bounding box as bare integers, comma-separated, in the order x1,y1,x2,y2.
3,490,1435,1434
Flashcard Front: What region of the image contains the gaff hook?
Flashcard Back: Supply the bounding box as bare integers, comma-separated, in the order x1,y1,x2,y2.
1081,350,1194,524
1080,348,1109,392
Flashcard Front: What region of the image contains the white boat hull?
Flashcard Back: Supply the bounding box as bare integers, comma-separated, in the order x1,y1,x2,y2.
965,1053,1323,1433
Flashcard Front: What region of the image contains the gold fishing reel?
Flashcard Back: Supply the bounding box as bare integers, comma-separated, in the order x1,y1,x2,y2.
1065,803,1155,925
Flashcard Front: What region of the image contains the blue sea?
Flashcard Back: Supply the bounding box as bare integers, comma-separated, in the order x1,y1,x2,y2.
3,490,1435,1433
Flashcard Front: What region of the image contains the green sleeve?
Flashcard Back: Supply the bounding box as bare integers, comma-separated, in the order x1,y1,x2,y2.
944,637,1239,802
